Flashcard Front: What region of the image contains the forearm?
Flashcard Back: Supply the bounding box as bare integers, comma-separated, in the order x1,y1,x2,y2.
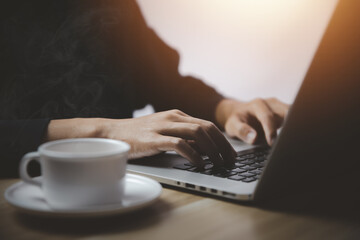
45,118,106,142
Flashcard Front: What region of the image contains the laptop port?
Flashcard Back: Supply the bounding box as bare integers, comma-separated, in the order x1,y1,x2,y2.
199,186,206,191
210,189,218,193
185,183,195,189
222,191,236,197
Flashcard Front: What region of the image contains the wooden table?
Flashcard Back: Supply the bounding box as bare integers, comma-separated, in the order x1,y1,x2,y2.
1,178,360,240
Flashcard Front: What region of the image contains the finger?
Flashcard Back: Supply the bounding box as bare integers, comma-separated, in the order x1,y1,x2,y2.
159,122,223,166
266,98,290,118
265,98,290,128
224,115,257,144
164,109,190,120
252,99,278,146
187,140,205,155
156,136,204,168
177,116,237,166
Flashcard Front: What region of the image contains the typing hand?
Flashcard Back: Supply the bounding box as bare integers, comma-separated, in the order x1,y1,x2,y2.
216,98,289,146
98,110,236,168
46,110,236,168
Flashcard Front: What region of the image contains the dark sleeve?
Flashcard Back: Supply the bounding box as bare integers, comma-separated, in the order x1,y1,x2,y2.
140,28,224,123
74,0,224,122
122,1,225,122
0,119,50,178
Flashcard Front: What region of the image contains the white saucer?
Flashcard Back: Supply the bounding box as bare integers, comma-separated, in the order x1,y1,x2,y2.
4,174,162,217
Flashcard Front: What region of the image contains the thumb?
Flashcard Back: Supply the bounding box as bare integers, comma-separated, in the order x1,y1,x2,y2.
225,117,257,144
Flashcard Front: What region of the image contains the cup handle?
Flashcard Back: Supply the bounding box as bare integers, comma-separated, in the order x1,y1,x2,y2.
20,152,42,188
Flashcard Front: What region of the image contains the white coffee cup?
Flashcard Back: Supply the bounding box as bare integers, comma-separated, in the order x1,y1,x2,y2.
19,138,130,210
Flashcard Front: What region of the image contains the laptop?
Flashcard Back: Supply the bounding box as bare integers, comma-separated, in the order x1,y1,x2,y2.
127,0,360,203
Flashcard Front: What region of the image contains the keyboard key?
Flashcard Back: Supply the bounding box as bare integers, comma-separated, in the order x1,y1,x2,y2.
204,164,213,170
214,171,237,178
239,172,256,178
228,175,246,181
250,163,263,168
249,169,262,175
186,161,213,168
255,156,266,162
237,153,248,157
174,164,193,170
235,162,245,168
240,159,255,165
199,167,224,175
232,168,246,173
236,156,248,161
242,177,257,183
240,166,257,171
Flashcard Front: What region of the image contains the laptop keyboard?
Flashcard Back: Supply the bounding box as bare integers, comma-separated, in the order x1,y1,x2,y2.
173,147,270,183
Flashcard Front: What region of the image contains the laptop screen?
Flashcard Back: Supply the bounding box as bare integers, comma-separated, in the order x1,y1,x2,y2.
254,0,360,202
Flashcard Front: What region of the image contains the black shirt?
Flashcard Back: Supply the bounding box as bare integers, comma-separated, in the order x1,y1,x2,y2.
0,0,224,177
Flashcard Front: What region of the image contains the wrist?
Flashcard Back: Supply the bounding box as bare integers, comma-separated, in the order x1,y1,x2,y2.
215,99,239,129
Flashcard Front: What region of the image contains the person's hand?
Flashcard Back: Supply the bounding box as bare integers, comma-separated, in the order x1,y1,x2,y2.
215,98,290,146
46,110,236,168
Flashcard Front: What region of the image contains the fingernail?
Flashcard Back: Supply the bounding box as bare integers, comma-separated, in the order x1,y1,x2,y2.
246,130,256,143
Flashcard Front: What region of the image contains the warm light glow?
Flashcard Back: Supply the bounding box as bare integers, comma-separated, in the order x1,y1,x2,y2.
137,0,338,106
202,0,300,16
